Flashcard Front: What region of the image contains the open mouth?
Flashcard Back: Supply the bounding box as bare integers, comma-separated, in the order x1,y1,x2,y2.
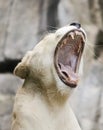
54,29,85,88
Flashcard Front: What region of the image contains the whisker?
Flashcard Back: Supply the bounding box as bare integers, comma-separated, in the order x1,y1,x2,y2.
47,25,59,30
86,43,103,47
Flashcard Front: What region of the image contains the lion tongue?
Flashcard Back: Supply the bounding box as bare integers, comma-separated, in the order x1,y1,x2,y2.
59,63,79,83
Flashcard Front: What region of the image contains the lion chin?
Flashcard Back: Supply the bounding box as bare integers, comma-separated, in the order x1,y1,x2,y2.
11,23,86,130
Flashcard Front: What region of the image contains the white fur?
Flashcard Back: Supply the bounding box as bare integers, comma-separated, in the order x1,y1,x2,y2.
12,25,86,130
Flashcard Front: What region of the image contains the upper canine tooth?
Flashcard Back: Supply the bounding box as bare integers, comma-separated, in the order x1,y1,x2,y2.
75,31,81,36
81,34,85,42
75,31,78,36
69,32,74,39
75,31,84,38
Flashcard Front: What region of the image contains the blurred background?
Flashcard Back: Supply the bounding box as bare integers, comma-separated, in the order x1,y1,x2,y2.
0,0,103,130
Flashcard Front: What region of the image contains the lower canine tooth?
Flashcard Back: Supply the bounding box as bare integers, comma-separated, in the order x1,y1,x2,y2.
60,45,63,48
63,39,66,45
78,45,81,53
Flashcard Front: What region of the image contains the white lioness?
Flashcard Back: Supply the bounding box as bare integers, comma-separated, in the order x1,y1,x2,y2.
11,23,86,130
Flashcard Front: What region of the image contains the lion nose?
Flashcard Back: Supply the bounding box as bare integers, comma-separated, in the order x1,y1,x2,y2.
70,22,81,29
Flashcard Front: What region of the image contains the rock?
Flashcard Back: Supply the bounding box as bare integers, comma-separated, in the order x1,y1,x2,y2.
0,74,23,130
4,0,40,59
58,0,90,26
0,0,13,61
0,115,12,130
0,74,23,95
0,94,14,130
0,95,14,116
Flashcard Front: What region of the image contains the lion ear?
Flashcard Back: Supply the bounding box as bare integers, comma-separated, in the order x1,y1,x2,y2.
14,51,32,79
14,62,29,79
